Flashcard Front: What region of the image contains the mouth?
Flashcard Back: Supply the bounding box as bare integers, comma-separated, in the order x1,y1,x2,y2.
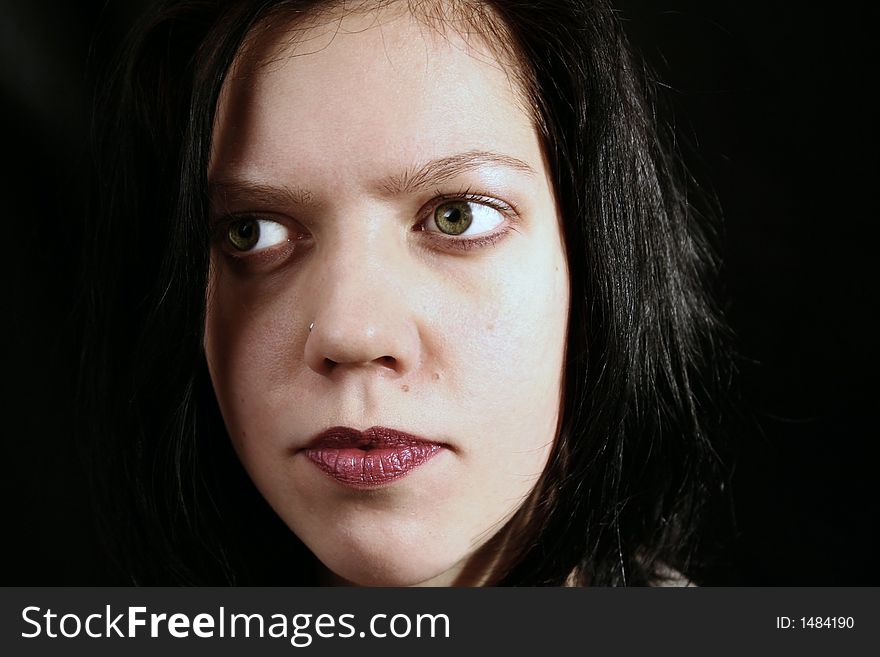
302,426,445,488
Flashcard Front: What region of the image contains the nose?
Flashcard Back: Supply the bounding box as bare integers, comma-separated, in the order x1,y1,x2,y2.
303,238,421,378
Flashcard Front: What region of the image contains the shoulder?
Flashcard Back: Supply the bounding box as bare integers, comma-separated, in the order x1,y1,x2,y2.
562,563,697,586
651,564,697,587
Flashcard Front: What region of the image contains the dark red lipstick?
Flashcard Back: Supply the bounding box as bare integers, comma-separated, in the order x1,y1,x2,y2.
303,426,443,487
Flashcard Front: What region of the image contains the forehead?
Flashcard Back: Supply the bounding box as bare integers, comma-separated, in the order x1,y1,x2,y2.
209,4,540,183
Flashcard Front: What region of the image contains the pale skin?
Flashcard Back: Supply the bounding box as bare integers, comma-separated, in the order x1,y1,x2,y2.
204,5,570,586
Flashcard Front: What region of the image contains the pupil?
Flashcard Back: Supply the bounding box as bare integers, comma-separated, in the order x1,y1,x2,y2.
444,208,462,223
237,222,254,239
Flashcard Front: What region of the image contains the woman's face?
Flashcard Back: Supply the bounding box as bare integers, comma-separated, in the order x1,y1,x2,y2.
205,5,569,586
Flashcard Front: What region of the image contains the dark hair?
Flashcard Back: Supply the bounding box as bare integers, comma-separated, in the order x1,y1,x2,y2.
84,0,731,585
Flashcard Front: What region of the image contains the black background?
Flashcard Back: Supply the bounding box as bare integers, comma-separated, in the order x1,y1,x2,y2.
2,1,877,584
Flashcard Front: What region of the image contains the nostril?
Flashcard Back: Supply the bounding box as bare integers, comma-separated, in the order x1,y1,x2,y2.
317,356,396,373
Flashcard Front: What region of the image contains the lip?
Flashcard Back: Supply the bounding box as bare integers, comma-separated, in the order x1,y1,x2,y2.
302,426,444,488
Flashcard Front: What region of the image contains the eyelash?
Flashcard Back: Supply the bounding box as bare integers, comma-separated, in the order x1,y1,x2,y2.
417,187,519,252
211,215,302,266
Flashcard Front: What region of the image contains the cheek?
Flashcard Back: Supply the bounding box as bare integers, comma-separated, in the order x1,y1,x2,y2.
444,245,569,407
204,263,309,448
432,240,569,498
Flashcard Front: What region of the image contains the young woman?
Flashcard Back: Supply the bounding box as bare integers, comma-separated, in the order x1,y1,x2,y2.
84,0,731,586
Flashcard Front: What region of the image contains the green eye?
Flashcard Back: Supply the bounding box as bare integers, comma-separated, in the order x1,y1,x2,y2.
227,219,260,251
223,217,291,254
434,201,473,235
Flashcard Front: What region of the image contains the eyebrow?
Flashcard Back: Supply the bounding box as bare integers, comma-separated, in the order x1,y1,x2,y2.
379,150,536,195
209,150,536,209
208,179,315,212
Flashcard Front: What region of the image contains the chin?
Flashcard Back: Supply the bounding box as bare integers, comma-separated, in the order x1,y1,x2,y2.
305,527,471,587
323,558,459,587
